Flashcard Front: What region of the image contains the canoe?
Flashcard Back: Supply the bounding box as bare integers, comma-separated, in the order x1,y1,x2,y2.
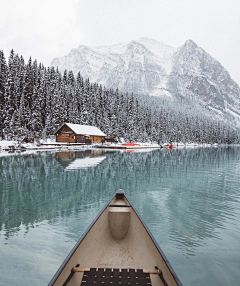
48,190,183,286
122,143,140,146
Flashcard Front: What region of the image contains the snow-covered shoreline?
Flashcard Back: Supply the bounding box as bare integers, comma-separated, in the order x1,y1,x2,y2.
0,140,94,157
0,139,236,154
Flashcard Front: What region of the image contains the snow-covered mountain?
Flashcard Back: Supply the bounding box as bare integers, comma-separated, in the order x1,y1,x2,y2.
50,37,176,96
50,37,240,122
168,40,240,120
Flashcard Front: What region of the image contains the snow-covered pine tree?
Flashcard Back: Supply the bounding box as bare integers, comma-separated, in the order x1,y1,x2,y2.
30,85,42,139
23,57,34,135
3,65,16,139
75,71,84,124
51,68,63,130
44,67,55,136
0,51,7,139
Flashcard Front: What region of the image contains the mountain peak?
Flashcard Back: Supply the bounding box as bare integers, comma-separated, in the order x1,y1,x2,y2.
138,37,163,45
138,37,176,50
126,40,151,55
183,39,198,49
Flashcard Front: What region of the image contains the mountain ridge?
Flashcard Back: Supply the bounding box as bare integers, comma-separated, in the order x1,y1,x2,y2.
50,37,240,124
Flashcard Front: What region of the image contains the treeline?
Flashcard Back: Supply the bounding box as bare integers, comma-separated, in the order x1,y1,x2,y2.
0,49,239,144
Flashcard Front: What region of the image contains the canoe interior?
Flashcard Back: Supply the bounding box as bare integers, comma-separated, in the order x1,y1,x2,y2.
49,191,182,286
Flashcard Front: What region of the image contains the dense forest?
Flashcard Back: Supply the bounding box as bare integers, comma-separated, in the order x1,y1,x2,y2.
0,49,239,144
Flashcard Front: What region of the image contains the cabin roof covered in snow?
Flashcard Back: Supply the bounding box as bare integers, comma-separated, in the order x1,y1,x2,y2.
56,123,106,137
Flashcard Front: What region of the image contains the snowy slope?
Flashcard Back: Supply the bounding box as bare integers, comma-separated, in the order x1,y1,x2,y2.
168,40,240,122
50,37,176,96
50,37,240,122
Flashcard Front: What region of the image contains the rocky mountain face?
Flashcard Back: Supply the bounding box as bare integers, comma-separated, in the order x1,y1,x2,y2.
50,37,176,96
168,40,240,119
50,37,240,122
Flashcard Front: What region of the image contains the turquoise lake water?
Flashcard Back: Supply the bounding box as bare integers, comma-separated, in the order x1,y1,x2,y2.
0,147,240,286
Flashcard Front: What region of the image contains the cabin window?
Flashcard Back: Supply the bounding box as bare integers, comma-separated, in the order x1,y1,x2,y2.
62,134,69,137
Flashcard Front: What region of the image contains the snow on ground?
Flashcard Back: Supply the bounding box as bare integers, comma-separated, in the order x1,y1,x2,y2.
0,140,93,157
0,140,231,158
0,140,18,147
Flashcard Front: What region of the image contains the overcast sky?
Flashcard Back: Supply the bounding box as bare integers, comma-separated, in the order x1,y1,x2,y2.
1,0,240,84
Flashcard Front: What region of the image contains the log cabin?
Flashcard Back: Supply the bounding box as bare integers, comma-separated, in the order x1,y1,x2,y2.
55,123,106,144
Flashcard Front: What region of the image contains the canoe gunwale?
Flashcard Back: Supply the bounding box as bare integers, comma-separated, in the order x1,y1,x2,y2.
128,197,183,286
48,191,183,286
48,193,116,286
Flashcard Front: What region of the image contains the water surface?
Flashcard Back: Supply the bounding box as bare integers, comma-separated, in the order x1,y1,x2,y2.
0,147,240,286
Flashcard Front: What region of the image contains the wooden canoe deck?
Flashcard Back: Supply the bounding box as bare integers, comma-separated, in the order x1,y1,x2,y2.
81,268,151,285
66,267,168,286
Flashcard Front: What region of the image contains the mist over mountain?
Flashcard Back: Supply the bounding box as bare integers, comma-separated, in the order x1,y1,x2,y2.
50,37,240,125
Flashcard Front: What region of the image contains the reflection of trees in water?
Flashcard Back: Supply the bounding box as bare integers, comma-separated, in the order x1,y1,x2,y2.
1,147,240,246
135,147,240,254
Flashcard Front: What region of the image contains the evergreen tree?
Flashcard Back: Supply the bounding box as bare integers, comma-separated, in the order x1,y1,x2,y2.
23,57,34,132
0,51,7,138
3,68,15,139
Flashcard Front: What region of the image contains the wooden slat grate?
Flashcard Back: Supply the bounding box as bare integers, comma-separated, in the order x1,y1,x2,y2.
81,268,152,286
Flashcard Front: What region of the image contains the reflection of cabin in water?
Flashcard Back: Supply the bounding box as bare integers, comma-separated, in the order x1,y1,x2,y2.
55,150,106,169
55,123,106,144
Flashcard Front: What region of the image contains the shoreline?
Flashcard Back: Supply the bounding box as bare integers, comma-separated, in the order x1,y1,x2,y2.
0,140,239,154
